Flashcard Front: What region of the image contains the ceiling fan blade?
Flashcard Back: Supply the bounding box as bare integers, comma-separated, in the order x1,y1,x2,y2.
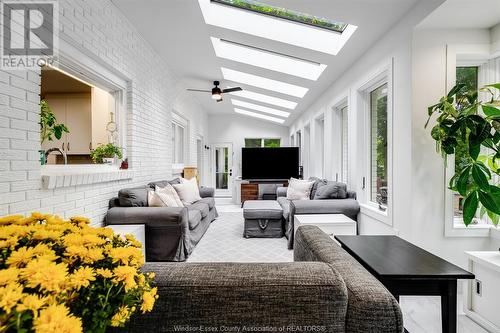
187,89,211,93
222,87,243,93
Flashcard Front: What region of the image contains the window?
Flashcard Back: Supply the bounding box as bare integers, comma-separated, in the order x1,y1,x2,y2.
341,105,348,182
211,0,347,32
172,120,186,164
245,138,281,148
315,116,325,177
370,83,388,209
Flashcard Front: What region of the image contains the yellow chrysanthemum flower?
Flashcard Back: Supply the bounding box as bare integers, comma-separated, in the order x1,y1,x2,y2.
0,237,18,249
6,247,35,267
110,305,130,327
81,234,105,247
113,266,137,291
95,268,113,279
65,245,88,259
16,294,47,316
140,287,157,313
0,215,24,226
69,216,90,226
22,259,68,292
69,267,95,290
0,267,20,286
82,248,104,263
0,283,24,314
33,304,83,333
63,233,85,247
108,247,143,266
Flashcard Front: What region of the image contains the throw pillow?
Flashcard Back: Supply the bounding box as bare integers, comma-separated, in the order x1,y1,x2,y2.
148,185,184,207
286,178,315,200
173,179,202,205
313,182,348,200
147,190,165,207
308,177,327,199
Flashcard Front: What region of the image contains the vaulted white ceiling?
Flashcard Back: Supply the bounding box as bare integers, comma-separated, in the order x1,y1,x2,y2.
112,0,422,125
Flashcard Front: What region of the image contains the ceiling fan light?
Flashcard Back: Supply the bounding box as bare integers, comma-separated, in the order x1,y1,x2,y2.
212,86,222,100
212,93,222,100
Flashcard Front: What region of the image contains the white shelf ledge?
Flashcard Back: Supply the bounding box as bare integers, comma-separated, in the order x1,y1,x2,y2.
41,165,134,189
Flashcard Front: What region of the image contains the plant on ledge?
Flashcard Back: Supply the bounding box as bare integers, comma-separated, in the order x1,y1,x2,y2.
90,143,123,164
426,83,500,226
39,100,69,144
0,213,157,333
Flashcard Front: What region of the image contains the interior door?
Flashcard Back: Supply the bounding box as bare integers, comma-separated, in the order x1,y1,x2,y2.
212,143,233,197
65,94,92,154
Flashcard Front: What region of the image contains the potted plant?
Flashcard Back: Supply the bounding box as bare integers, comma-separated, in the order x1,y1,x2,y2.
0,213,157,332
39,100,69,164
90,143,123,165
426,83,500,226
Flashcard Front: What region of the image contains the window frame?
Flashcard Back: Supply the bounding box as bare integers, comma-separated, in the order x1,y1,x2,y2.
443,44,498,237
244,138,281,148
171,112,189,168
356,60,393,225
331,97,349,184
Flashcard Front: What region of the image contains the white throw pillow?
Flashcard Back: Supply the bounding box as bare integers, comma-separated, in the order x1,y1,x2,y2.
148,185,183,207
173,179,202,205
286,178,315,200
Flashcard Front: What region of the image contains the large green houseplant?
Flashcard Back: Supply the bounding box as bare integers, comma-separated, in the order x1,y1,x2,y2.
426,83,500,226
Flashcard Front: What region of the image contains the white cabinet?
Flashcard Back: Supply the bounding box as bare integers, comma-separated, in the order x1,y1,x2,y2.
42,94,92,155
294,214,357,238
464,251,500,332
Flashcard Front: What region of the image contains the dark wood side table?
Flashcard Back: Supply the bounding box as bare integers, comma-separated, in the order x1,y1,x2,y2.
334,235,475,333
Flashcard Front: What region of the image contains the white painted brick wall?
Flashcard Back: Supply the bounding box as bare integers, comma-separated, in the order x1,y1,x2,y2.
0,0,208,226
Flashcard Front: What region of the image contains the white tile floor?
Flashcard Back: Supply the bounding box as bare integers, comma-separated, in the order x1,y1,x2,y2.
201,199,489,333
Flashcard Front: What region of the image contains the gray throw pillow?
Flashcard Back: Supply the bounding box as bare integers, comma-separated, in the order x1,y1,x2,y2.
118,186,149,207
147,178,181,189
313,182,348,200
308,177,327,199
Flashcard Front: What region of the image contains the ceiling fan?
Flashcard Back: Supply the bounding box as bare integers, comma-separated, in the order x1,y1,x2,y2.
187,81,242,102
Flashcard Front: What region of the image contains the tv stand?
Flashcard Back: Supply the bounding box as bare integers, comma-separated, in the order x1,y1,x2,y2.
240,180,289,205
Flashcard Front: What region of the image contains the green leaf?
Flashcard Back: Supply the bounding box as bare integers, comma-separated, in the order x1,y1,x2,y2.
469,144,480,161
482,105,500,117
487,209,499,226
486,83,500,90
448,83,466,98
462,191,478,226
457,166,471,196
478,191,500,215
472,164,490,191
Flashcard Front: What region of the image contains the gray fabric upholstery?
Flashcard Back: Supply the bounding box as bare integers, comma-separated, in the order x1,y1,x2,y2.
314,181,348,199
308,177,328,199
347,190,357,199
187,210,202,230
199,186,214,198
147,178,181,189
292,198,359,220
243,200,283,220
187,202,209,218
197,197,215,209
294,226,404,333
277,196,290,219
118,186,149,207
118,262,348,333
276,186,288,198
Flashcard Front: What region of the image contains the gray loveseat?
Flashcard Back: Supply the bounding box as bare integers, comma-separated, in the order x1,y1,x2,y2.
114,226,403,333
105,178,218,262
277,178,360,249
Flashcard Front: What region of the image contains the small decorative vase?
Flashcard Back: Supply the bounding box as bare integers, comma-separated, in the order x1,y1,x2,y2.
39,150,45,165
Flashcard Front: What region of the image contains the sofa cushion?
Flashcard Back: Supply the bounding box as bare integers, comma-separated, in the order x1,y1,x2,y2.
314,181,348,200
118,186,149,207
173,179,202,205
287,178,315,200
188,209,202,230
197,197,215,209
147,178,181,189
308,177,327,199
243,200,283,220
277,197,291,220
187,202,210,218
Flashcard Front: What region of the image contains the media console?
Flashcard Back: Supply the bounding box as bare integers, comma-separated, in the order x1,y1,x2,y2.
240,180,289,205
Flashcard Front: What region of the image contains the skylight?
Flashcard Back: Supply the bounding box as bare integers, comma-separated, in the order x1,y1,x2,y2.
231,99,290,118
198,0,357,55
222,68,308,98
229,89,297,110
211,38,327,80
234,108,285,124
212,0,347,33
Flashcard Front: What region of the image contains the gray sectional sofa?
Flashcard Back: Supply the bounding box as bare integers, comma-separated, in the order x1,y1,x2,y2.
114,226,403,333
277,178,360,249
105,179,218,262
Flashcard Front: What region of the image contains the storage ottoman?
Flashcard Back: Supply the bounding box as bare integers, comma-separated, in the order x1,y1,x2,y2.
243,200,284,238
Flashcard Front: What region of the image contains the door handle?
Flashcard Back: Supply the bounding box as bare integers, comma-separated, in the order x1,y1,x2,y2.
89,142,92,150
62,142,65,151
67,142,70,151
229,169,232,176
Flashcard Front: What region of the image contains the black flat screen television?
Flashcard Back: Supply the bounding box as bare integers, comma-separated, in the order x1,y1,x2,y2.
242,147,299,180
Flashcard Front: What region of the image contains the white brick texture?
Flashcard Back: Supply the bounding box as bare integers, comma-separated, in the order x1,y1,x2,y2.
0,0,208,225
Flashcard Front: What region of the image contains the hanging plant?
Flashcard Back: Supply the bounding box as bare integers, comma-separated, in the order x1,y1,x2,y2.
39,100,69,143
426,83,500,226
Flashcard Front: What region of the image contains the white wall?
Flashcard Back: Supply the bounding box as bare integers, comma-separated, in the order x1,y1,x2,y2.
207,114,289,182
0,0,208,225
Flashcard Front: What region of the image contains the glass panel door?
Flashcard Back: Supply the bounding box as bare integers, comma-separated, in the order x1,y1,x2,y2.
212,143,233,197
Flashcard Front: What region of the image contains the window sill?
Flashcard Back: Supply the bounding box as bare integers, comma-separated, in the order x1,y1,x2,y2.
172,163,184,175
445,222,492,238
41,165,134,189
359,203,390,225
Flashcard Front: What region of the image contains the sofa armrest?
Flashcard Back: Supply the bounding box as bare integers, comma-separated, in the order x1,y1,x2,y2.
347,190,357,199
199,186,214,198
276,186,287,198
120,262,347,332
291,198,360,221
294,226,404,333
105,207,188,227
